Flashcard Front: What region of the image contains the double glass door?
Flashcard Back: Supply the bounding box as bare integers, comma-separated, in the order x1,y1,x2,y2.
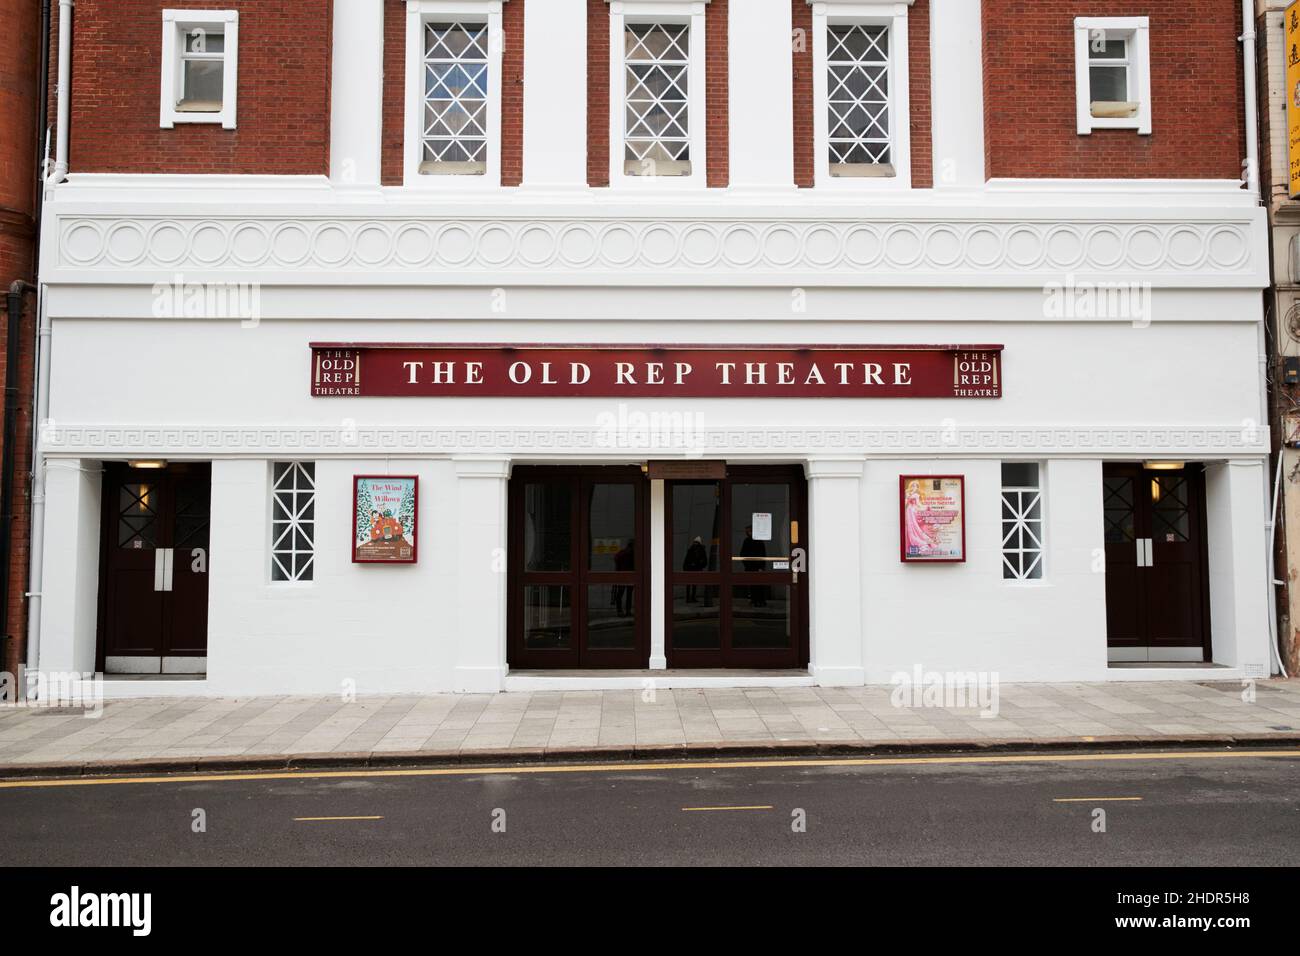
666,467,807,668
508,467,648,669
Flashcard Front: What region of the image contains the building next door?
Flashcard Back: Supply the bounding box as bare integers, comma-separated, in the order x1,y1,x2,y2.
666,466,809,668
1102,463,1211,662
98,462,211,674
508,467,649,669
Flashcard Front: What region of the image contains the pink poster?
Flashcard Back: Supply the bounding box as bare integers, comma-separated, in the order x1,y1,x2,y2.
899,475,966,563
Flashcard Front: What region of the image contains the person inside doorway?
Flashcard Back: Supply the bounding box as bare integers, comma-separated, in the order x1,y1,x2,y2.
683,535,707,603
740,524,768,607
612,538,635,616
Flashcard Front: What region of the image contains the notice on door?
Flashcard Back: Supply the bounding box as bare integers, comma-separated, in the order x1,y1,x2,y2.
751,513,772,541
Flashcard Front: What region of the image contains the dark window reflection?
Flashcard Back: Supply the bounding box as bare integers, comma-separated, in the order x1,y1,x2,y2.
524,482,571,571
587,585,636,649
523,585,571,649
731,585,790,650
672,483,720,572
671,585,720,649
589,483,636,571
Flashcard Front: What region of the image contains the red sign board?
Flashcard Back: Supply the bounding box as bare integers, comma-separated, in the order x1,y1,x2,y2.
310,344,1002,399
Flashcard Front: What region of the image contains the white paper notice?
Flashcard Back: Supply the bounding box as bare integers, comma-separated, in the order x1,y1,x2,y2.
752,513,772,541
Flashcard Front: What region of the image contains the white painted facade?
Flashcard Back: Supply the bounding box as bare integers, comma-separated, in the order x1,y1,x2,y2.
31,0,1276,696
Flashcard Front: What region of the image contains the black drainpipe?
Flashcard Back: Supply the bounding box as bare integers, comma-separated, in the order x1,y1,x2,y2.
2,282,35,680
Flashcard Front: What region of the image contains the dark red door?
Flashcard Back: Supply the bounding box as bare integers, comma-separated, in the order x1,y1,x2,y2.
1103,463,1210,659
666,466,808,668
99,463,210,671
508,467,649,669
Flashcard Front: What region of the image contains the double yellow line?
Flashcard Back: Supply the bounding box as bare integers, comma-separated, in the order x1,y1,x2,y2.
0,747,1295,791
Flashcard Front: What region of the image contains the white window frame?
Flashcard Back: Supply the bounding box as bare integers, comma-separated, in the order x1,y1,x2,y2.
404,0,504,188
608,0,709,189
810,0,911,190
160,9,239,129
271,462,316,584
1000,462,1045,583
1074,16,1151,135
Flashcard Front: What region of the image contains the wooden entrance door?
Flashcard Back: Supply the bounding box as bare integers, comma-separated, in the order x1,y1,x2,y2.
1102,463,1211,660
666,466,809,669
507,467,649,669
98,463,211,672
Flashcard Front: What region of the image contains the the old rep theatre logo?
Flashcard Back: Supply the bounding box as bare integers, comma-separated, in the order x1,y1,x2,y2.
311,345,1003,399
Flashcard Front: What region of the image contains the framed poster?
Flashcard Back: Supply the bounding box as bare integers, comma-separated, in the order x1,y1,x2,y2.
899,475,966,563
353,475,418,564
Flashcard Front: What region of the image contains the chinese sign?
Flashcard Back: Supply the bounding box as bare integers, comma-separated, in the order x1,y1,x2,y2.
899,475,966,563
311,344,1003,399
353,476,418,564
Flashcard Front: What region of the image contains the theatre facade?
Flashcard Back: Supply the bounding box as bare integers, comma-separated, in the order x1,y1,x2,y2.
28,0,1278,696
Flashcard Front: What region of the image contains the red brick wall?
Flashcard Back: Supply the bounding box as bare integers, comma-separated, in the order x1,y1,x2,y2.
63,0,332,175
586,0,609,186
982,1,1244,179
908,0,932,188
502,0,525,185
791,0,932,187
792,0,813,187
382,0,525,186
0,0,40,678
705,0,728,187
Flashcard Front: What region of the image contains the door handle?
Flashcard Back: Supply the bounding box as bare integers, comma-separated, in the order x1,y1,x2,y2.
155,548,175,592
1135,538,1153,568
1144,538,1154,568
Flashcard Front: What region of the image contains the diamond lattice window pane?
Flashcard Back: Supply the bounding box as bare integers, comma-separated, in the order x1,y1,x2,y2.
827,24,892,168
421,22,489,173
271,462,316,582
624,23,691,169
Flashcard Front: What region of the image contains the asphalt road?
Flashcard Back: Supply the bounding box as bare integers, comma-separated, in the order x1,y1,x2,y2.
2,749,1298,866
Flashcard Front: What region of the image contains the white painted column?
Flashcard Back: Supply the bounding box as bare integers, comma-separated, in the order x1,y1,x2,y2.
522,0,588,189
330,0,385,188
1205,459,1271,676
649,478,667,668
806,458,866,685
37,460,102,674
929,0,985,187
729,0,795,190
454,459,511,691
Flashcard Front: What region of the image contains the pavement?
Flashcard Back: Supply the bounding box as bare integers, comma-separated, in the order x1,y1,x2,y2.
2,750,1298,865
1,678,1299,777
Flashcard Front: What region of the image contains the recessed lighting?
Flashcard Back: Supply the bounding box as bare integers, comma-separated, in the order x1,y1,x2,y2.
127,460,168,470
1142,461,1185,471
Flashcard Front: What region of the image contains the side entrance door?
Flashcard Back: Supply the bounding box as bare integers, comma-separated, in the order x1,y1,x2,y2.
666,466,809,668
1102,462,1211,662
507,467,649,669
98,462,211,673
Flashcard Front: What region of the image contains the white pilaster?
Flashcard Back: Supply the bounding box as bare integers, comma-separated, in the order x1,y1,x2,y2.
454,458,511,690
649,478,667,668
37,460,102,674
522,0,588,189
806,458,865,685
1204,459,1272,676
929,0,985,188
729,0,795,190
330,0,385,189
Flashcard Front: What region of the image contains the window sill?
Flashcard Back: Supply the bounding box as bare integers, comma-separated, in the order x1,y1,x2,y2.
623,159,693,178
176,100,224,114
1089,101,1139,119
419,161,487,176
830,163,896,179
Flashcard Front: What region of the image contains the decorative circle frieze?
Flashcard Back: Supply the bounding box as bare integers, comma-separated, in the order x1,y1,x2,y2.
55,215,1258,282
